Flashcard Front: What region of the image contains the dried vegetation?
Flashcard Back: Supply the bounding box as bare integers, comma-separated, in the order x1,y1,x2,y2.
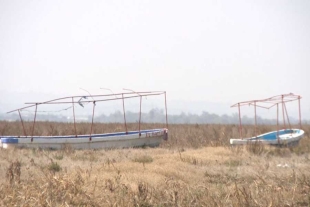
0,121,310,206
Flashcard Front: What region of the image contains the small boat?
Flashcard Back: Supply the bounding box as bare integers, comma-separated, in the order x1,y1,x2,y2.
230,93,304,146
0,90,169,149
230,129,304,146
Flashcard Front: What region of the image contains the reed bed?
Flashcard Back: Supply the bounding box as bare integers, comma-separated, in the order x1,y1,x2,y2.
0,121,310,206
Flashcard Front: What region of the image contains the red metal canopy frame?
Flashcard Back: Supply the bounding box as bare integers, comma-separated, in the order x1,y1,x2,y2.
231,93,302,139
7,90,168,141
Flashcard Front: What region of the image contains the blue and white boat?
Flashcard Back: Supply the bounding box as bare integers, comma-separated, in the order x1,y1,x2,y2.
230,129,304,146
230,93,304,146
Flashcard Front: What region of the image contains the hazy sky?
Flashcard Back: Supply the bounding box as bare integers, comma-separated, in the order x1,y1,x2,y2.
0,0,309,117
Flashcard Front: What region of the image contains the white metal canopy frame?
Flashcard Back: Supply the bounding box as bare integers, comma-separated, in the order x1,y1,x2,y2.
7,90,169,141
231,93,302,140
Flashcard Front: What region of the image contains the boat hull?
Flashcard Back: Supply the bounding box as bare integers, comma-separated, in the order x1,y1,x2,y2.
230,129,304,146
0,128,168,150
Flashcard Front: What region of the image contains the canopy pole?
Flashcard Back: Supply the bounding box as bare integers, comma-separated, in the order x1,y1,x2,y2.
72,97,77,137
238,103,242,139
298,96,302,129
31,104,38,142
282,96,286,129
277,103,279,144
254,101,257,136
122,93,128,134
89,101,96,141
139,96,142,137
165,92,168,129
18,110,27,137
284,103,291,130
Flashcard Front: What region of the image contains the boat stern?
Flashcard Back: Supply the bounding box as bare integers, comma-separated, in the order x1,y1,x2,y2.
1,137,19,149
163,128,168,141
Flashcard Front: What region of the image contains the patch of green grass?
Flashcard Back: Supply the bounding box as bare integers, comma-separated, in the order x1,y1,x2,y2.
180,156,201,165
246,142,265,155
70,151,99,162
223,159,242,167
266,147,292,157
47,162,61,172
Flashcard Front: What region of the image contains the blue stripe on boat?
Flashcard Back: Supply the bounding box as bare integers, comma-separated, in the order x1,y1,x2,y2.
1,138,18,143
255,129,294,140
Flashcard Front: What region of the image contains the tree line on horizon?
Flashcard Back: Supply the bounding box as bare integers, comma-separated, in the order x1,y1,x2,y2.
0,108,306,125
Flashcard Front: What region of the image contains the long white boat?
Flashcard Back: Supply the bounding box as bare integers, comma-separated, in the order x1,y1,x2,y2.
230,93,304,146
0,128,168,149
230,129,304,146
1,90,169,149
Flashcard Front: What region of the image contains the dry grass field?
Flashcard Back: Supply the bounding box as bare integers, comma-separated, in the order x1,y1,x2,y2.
0,121,310,206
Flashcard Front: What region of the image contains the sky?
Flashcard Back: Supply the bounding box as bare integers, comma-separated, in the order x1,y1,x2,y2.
0,0,310,118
